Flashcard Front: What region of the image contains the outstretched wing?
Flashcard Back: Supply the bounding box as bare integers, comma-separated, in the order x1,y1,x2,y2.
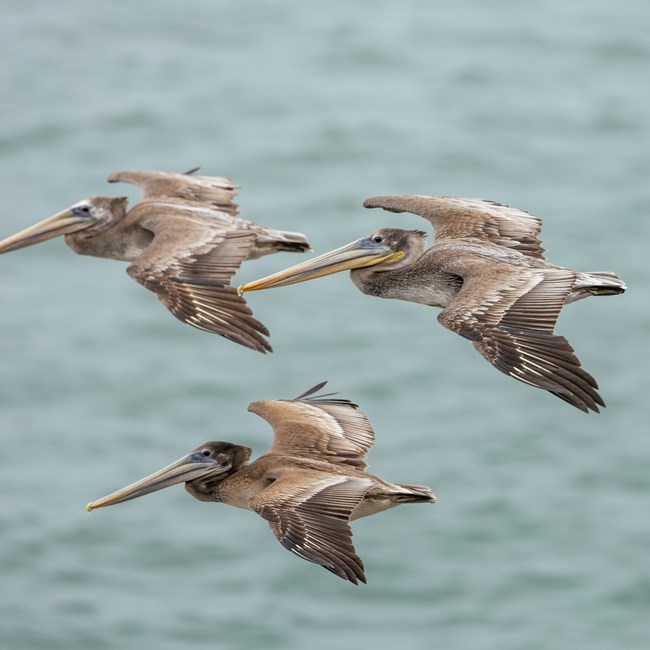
438,267,604,412
127,213,271,352
364,195,546,260
248,383,375,468
251,472,372,584
108,169,239,216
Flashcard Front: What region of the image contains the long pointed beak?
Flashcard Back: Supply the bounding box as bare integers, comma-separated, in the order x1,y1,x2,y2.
239,239,404,293
86,452,226,512
0,209,90,254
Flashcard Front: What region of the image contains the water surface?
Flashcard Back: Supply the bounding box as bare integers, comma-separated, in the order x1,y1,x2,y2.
1,2,648,649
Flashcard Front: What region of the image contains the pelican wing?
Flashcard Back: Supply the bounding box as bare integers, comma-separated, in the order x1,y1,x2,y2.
364,195,545,260
248,383,375,468
127,215,271,352
251,472,372,584
108,170,239,216
437,267,604,412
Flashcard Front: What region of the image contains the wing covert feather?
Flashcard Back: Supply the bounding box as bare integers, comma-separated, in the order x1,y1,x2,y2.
249,391,375,467
127,217,270,352
251,473,372,584
108,170,239,216
364,195,546,259
438,267,603,411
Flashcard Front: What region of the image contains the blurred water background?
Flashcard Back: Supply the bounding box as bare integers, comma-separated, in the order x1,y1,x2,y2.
1,1,649,649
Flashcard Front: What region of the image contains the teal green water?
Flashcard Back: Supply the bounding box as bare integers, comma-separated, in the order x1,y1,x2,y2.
1,1,649,649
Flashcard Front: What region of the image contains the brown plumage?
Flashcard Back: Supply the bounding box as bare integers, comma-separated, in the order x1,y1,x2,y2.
0,169,310,352
241,196,626,412
86,382,435,585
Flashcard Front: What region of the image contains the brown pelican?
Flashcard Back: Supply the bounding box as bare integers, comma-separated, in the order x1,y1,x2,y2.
86,382,435,584
0,169,310,352
240,196,627,412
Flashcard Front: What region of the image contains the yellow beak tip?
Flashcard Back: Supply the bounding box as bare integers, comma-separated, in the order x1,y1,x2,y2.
85,503,94,512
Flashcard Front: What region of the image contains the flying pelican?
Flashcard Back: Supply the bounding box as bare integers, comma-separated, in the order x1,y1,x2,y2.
86,382,435,584
240,196,627,412
0,169,310,352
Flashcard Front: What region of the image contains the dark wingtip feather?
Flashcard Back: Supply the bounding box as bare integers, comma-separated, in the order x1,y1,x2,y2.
294,381,329,400
291,382,360,408
322,558,366,585
279,240,311,253
551,390,601,414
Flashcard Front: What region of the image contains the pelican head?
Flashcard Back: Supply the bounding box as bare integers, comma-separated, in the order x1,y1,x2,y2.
86,441,252,511
0,196,128,254
239,228,427,293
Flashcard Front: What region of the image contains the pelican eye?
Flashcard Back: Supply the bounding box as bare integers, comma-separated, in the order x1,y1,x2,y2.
73,205,91,215
201,449,211,457
372,235,383,244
